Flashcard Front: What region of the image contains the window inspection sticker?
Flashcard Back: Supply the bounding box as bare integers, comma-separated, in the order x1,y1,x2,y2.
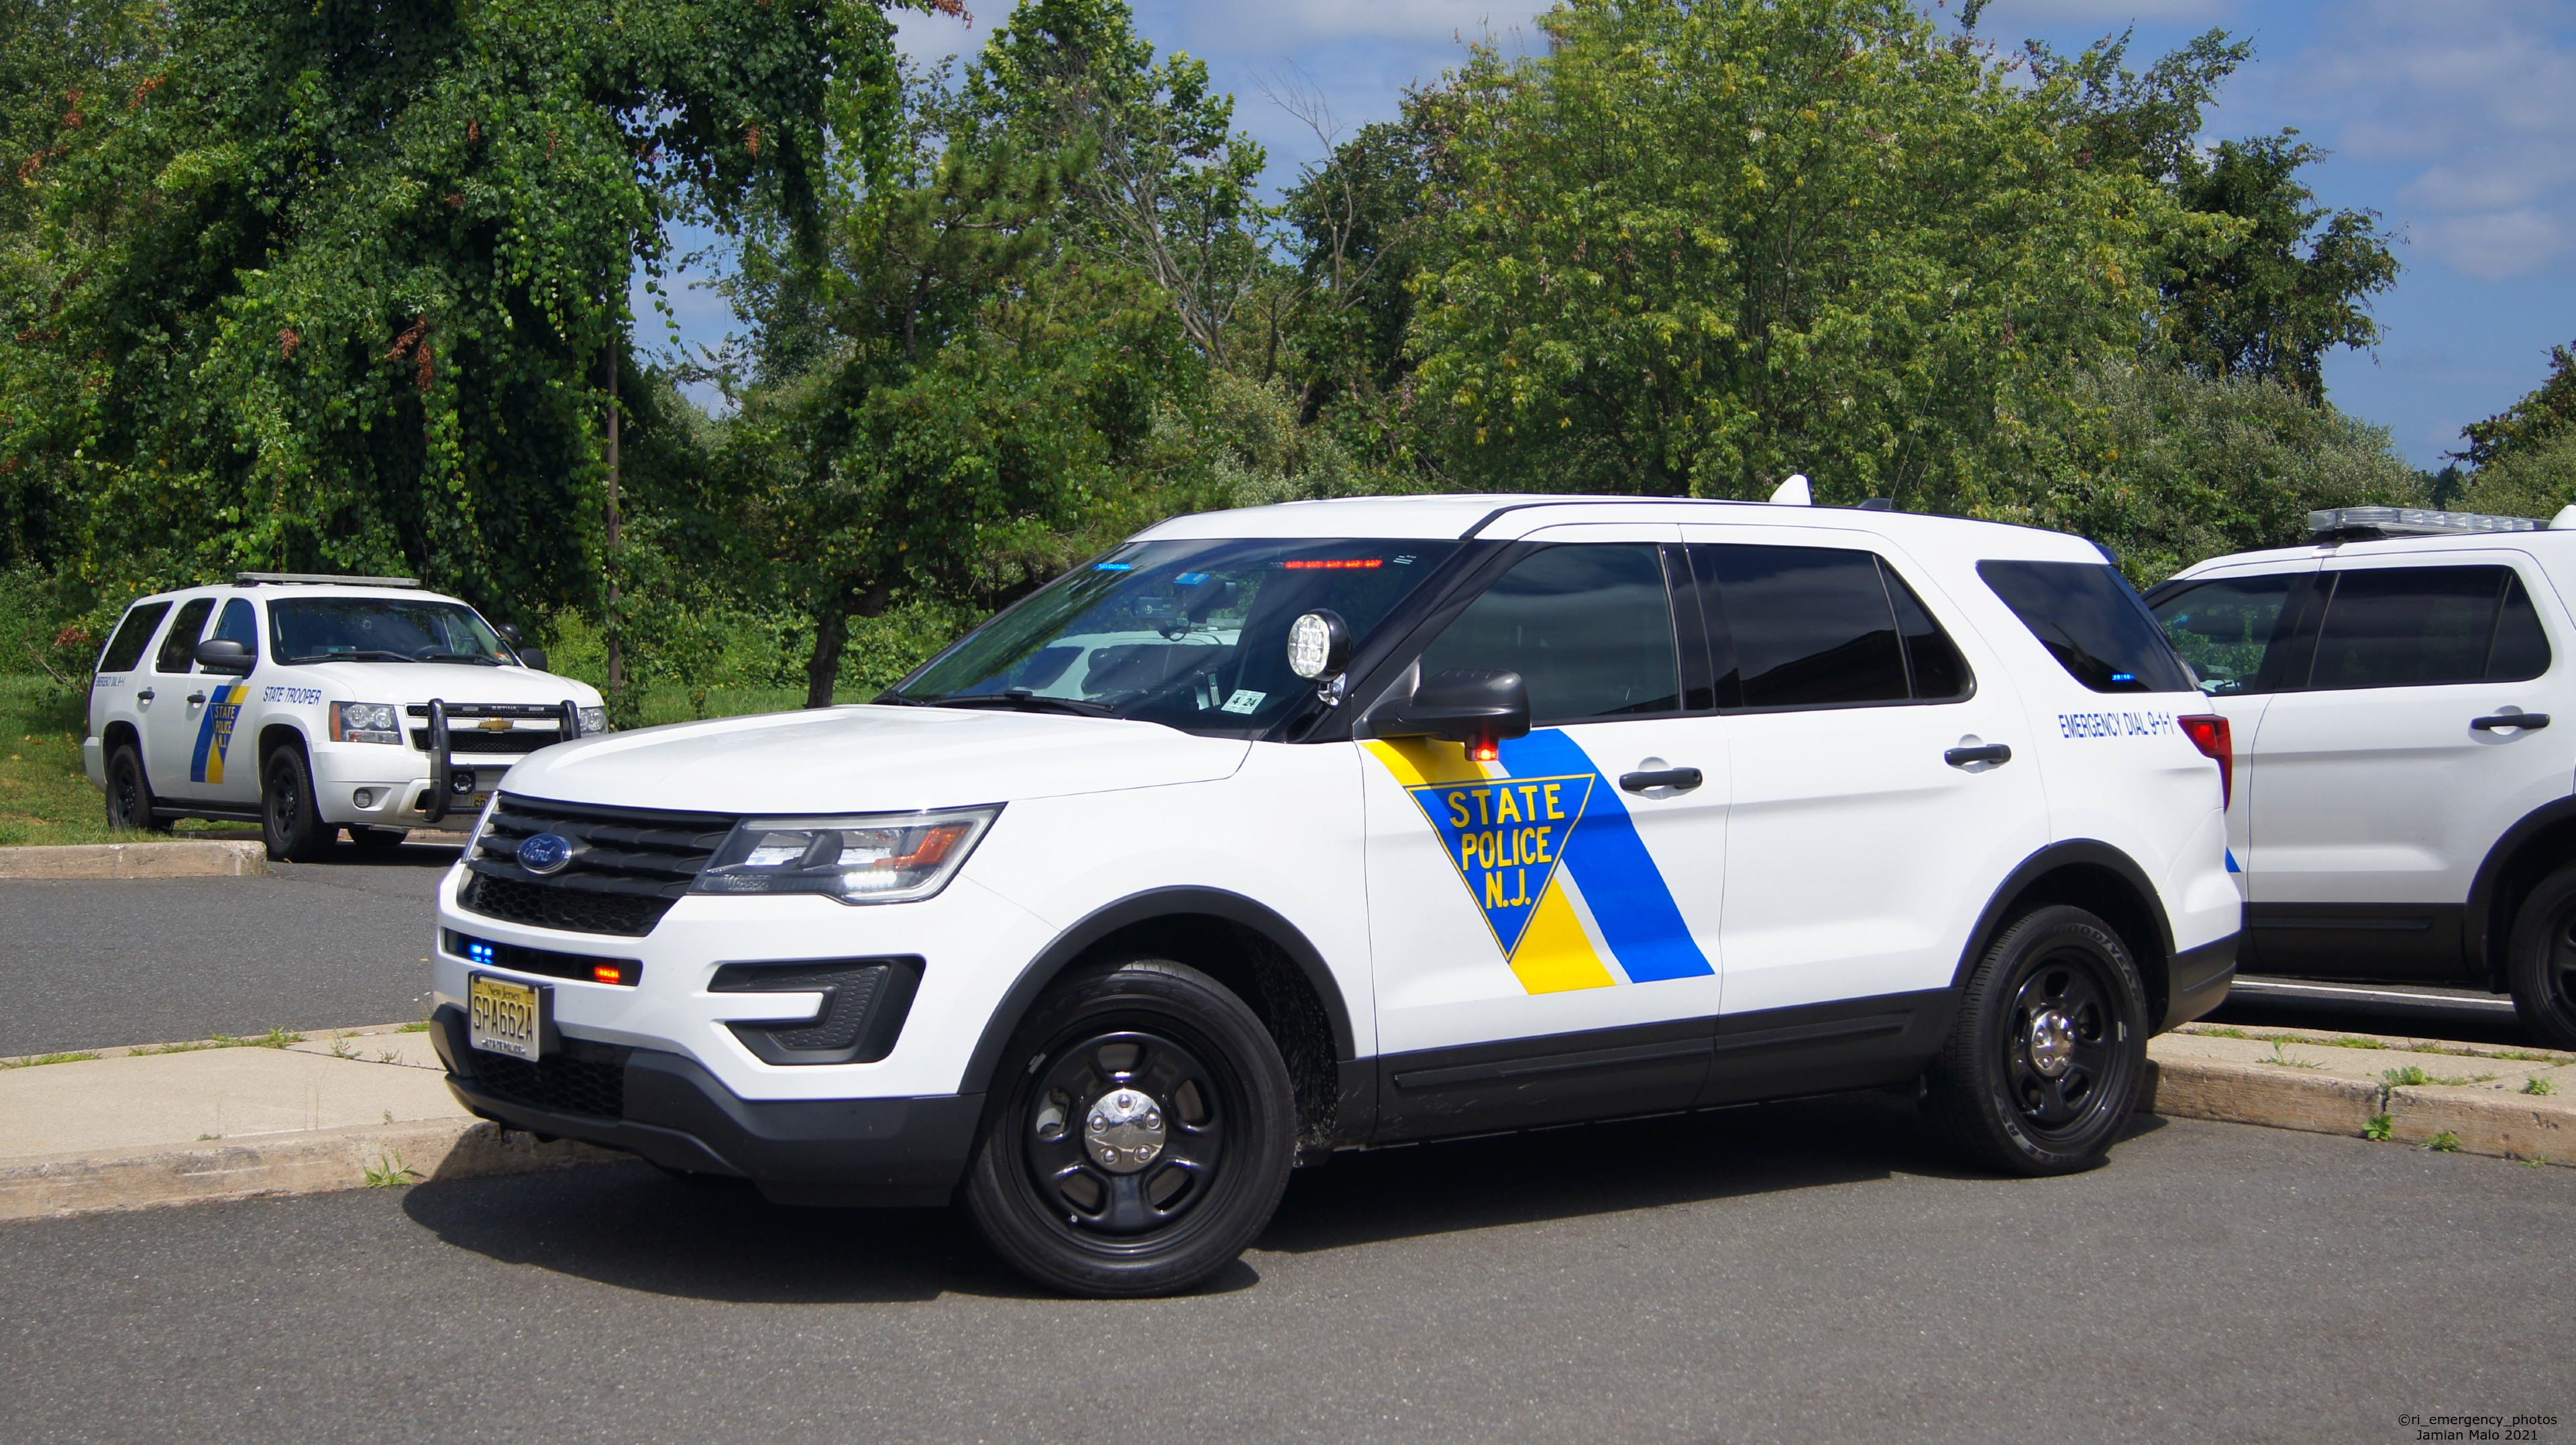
1220,689,1267,714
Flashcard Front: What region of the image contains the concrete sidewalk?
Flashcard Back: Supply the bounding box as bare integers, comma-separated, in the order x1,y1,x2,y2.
1,1019,2567,1224
0,1023,615,1220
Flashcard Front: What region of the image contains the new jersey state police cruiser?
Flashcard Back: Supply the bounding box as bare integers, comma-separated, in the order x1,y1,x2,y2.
429,491,2241,1297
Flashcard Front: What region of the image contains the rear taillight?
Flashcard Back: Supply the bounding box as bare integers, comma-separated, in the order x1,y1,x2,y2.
2178,714,2233,810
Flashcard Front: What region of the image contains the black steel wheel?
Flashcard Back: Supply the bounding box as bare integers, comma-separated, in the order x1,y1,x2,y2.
260,748,339,863
963,958,1294,1297
103,745,170,833
2506,862,2576,1051
1923,904,2149,1175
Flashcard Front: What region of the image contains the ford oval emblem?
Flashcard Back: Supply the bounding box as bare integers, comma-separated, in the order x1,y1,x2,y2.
517,833,574,875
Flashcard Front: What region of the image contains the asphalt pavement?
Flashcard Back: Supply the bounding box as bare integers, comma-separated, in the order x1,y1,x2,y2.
3,1093,2567,1444
0,840,459,1056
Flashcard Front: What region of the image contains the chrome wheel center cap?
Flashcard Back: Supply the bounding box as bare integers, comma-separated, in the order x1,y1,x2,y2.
2029,1010,2077,1078
1085,1089,1166,1173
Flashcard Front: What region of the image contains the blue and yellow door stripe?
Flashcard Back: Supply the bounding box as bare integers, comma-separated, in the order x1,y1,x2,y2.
189,683,252,784
1366,728,1713,995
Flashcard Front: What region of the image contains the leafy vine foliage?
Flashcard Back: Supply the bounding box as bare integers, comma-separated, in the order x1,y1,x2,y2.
2,0,920,632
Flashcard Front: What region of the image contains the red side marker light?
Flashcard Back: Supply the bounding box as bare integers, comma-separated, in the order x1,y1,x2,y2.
2177,714,2233,809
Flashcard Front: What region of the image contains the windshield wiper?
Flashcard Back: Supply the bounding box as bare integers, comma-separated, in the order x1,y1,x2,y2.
286,649,416,662
925,689,1118,718
417,651,500,665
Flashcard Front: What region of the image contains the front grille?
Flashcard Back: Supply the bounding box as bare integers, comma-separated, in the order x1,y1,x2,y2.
457,794,735,938
468,1047,629,1119
413,728,558,755
710,959,920,1063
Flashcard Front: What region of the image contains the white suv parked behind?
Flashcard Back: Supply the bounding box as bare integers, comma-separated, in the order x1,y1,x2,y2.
427,494,2237,1295
83,573,606,859
2149,507,2576,1049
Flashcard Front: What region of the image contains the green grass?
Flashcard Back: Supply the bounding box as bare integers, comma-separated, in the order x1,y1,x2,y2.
2382,1065,2474,1087
2424,1131,2463,1153
0,671,857,849
0,1050,100,1069
2364,1113,2394,1142
2526,1077,2559,1096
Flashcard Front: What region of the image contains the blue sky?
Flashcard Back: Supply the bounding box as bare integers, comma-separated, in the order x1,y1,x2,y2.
649,0,2576,470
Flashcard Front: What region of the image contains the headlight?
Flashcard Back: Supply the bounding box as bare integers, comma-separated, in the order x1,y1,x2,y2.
691,806,1000,906
331,701,403,745
463,793,500,851
577,706,608,735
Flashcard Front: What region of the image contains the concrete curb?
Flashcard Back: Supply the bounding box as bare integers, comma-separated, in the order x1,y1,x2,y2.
0,841,268,879
0,1117,623,1222
2145,1057,2573,1165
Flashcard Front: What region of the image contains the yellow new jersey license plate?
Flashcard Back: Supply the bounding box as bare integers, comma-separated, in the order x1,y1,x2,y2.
468,973,543,1059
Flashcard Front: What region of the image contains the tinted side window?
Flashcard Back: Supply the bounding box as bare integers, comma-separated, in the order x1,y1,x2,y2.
1418,544,1680,724
1886,568,1972,701
213,598,257,652
1978,560,2195,694
2491,572,2552,682
154,598,215,674
1697,545,1907,708
2309,566,2517,691
2149,574,2298,696
98,602,172,674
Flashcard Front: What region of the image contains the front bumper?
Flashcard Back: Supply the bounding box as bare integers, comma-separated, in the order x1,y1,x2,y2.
431,1005,983,1208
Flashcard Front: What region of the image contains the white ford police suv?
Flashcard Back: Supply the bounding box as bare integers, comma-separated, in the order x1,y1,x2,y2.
428,494,2238,1296
2149,506,2576,1050
84,574,607,859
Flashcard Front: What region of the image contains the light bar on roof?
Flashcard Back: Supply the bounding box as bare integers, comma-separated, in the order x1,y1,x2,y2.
2307,507,2546,541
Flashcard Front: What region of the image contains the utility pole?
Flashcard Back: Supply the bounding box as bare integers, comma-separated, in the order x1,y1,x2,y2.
605,339,624,700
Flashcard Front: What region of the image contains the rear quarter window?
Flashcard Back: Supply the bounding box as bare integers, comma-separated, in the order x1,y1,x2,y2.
1978,560,2196,694
97,602,173,674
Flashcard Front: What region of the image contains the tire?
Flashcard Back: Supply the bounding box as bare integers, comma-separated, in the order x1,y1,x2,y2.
962,957,1296,1298
260,747,339,863
2504,863,2576,1051
350,827,410,852
103,745,170,833
1923,905,2151,1176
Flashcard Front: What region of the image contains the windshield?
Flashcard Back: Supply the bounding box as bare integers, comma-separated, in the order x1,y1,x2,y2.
892,538,1462,737
268,598,517,666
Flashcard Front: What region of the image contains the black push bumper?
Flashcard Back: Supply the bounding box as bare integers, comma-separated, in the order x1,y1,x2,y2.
431,1006,982,1208
2161,930,2240,1031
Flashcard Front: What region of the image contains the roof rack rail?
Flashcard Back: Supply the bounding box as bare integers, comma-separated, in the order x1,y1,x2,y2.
2305,507,2572,543
233,572,421,588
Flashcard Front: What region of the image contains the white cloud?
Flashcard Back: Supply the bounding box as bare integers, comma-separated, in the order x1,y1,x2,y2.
2283,0,2576,282
2414,208,2573,282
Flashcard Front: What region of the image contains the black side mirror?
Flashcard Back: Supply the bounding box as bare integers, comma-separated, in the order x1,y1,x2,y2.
194,638,254,674
1372,668,1532,756
516,645,549,673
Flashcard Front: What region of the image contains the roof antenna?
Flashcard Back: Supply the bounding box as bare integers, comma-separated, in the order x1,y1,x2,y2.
1768,473,1811,506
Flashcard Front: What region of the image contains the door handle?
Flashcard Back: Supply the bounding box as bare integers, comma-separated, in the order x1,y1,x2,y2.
136,688,154,702
1945,744,2012,767
2471,713,2550,732
186,691,207,705
1619,767,1703,793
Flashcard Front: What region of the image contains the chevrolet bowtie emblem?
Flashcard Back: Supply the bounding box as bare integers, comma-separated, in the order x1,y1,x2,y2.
478,718,513,732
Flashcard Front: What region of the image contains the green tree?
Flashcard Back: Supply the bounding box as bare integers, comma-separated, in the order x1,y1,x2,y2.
1998,362,2423,585
696,52,1195,707
2012,23,2400,400
953,0,1268,364
0,0,919,635
1407,0,2200,507
2457,340,2576,468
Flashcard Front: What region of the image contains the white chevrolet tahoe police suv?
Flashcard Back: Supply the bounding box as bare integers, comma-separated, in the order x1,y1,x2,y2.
83,574,607,860
2149,506,2576,1050
428,494,2238,1296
